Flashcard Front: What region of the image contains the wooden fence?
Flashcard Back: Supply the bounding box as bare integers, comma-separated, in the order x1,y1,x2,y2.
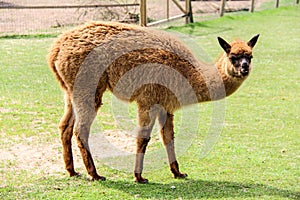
140,0,299,26
0,3,139,34
0,0,298,34
0,3,140,10
140,0,193,26
275,0,299,7
140,0,256,26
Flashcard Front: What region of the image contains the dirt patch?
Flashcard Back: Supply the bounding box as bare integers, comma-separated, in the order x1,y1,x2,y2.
0,129,161,178
0,135,67,176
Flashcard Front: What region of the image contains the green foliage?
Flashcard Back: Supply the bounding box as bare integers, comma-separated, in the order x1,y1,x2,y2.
1,5,299,199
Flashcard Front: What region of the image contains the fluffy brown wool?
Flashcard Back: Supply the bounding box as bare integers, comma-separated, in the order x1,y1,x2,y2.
48,21,259,183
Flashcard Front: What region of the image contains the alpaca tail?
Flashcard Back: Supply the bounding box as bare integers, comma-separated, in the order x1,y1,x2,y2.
47,41,67,91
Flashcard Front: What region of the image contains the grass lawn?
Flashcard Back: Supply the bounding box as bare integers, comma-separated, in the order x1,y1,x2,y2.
0,4,299,200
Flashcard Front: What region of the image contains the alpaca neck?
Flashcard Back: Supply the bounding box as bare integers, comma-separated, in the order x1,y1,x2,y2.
216,53,245,97
192,53,245,103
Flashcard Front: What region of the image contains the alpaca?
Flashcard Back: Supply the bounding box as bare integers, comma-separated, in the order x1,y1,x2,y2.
47,21,259,183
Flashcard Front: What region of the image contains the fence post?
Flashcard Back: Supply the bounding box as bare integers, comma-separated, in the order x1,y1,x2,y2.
188,0,194,23
185,0,193,23
220,0,226,17
167,0,170,21
140,0,147,26
250,0,255,12
275,0,279,8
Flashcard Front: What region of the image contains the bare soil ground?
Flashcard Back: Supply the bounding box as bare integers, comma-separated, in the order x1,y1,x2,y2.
0,129,161,178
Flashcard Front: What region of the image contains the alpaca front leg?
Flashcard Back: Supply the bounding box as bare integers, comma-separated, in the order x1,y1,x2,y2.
134,106,156,183
134,137,151,183
166,141,187,178
158,112,187,179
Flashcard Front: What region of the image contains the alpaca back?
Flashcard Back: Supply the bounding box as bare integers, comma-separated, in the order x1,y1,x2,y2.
47,21,136,91
48,22,204,111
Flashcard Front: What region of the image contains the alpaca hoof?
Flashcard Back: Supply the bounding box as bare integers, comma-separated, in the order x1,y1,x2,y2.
134,173,148,184
174,173,188,179
92,175,106,181
69,171,80,177
135,177,149,184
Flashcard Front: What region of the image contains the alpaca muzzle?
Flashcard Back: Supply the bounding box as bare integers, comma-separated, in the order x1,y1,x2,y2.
241,61,249,76
241,66,249,76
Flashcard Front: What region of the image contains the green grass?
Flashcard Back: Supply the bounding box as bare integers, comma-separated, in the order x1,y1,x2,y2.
1,5,300,200
258,0,297,11
0,34,59,40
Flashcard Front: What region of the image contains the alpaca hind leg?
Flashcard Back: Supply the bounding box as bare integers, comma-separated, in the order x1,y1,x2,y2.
74,115,106,181
72,94,105,181
158,112,187,178
134,105,156,183
59,94,78,177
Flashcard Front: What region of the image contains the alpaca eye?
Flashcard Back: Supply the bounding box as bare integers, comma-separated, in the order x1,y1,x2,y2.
229,56,239,63
245,55,253,62
245,55,253,60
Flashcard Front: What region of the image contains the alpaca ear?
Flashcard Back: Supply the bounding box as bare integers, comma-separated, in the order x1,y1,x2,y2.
218,37,231,54
247,34,260,48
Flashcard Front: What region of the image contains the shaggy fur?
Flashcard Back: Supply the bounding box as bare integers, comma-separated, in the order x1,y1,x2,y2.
48,21,259,183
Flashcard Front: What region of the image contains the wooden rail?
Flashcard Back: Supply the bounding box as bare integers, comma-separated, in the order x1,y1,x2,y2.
0,3,139,9
148,14,186,26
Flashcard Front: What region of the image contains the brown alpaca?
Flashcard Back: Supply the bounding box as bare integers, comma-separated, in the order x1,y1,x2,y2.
47,21,259,183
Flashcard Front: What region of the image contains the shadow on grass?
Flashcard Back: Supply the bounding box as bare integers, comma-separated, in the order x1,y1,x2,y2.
102,178,299,199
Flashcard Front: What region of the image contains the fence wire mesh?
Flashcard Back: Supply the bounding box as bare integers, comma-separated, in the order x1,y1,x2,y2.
0,0,297,36
0,0,139,35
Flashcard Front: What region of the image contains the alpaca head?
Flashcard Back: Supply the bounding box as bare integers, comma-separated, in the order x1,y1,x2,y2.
218,34,259,79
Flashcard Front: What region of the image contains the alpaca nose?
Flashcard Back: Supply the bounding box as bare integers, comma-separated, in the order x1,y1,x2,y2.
241,60,249,68
240,58,249,76
241,64,249,76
